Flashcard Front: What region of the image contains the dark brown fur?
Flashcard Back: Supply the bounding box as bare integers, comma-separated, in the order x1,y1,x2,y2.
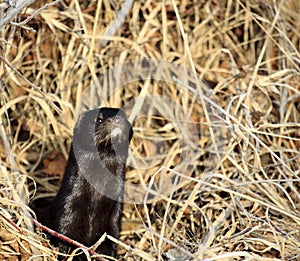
48,108,132,259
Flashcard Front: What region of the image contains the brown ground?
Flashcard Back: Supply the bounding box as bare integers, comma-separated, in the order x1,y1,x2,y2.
0,0,300,260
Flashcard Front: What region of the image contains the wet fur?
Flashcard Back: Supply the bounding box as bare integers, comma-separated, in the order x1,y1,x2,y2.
48,108,132,259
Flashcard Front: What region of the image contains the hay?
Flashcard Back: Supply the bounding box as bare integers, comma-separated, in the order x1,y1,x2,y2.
0,0,299,260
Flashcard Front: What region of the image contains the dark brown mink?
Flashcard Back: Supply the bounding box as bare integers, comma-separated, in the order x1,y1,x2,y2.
47,107,133,259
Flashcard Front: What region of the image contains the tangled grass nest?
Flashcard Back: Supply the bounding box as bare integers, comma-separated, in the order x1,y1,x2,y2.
1,0,300,260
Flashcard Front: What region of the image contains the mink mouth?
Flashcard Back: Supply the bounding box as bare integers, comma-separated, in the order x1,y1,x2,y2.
111,126,123,138
110,122,132,144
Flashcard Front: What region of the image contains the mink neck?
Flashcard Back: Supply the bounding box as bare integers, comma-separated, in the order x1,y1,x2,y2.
98,142,128,171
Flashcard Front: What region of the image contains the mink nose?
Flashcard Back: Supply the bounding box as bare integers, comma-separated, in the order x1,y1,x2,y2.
111,115,121,124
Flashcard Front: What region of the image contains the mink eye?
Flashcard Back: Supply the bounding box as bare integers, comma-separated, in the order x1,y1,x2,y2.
96,111,105,123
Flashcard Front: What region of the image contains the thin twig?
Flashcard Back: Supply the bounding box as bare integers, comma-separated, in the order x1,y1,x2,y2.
0,56,62,114
0,0,35,31
99,0,134,47
32,219,108,261
1,210,23,234
10,0,64,27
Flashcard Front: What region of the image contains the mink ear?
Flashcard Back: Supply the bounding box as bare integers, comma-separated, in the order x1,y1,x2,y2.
73,109,100,151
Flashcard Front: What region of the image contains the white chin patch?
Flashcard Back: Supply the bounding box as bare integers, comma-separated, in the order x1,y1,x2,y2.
111,127,122,138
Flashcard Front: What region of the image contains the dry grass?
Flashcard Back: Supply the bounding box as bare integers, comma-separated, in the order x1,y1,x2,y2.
1,0,300,260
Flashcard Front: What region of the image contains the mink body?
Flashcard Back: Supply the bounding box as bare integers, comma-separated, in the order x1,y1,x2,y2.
48,108,133,259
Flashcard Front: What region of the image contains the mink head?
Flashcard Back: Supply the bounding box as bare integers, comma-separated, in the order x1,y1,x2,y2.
94,108,133,150
73,108,133,156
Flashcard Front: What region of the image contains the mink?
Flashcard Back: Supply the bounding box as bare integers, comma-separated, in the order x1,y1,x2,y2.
47,107,133,259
